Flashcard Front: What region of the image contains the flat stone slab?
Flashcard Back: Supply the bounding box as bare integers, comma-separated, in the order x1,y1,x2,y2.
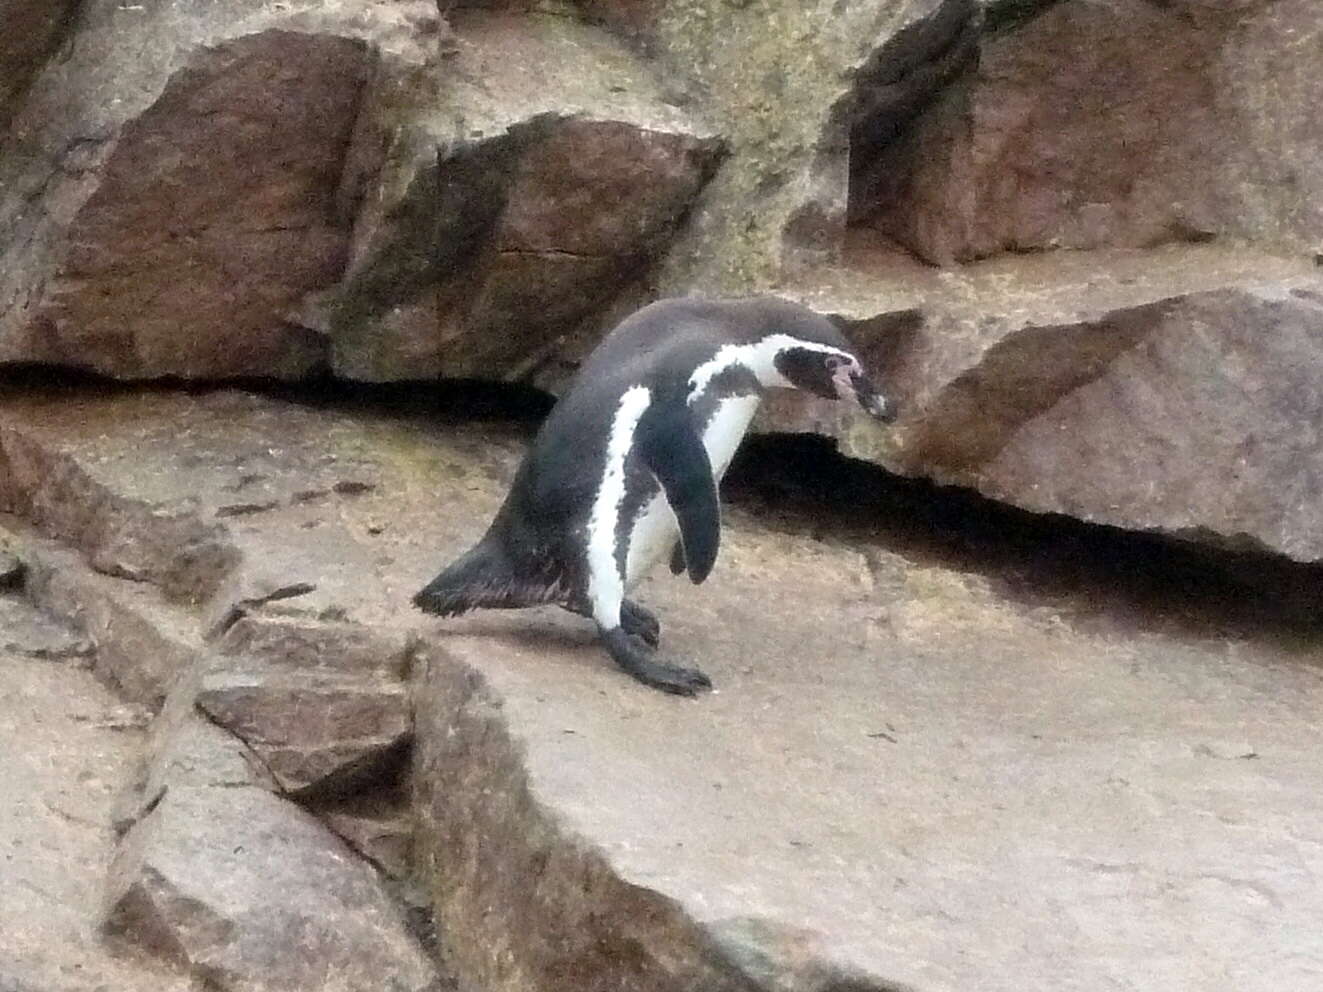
3,388,1322,990
0,649,193,992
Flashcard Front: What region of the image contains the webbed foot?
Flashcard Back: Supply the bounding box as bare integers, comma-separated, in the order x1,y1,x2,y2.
599,627,712,696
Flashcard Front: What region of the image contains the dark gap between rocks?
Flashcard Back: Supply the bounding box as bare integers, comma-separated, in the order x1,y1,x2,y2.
725,434,1323,652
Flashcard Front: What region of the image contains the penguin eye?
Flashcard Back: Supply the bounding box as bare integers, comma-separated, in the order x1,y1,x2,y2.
825,355,844,371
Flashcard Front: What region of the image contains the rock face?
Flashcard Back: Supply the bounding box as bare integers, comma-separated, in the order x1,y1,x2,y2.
5,389,1323,992
0,0,75,132
105,786,438,992
863,0,1323,262
0,0,436,378
779,239,1323,562
316,11,723,382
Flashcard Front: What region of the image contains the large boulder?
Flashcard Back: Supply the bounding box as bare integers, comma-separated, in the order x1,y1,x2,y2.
861,0,1323,262
312,11,724,382
779,240,1323,563
0,0,438,378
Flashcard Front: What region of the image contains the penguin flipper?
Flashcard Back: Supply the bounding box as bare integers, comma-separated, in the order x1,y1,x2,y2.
635,400,720,584
669,542,685,576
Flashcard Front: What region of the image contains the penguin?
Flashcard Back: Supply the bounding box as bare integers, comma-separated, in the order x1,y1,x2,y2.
413,296,895,695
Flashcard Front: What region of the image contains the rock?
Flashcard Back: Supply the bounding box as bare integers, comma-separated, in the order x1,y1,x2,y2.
783,240,1323,563
0,419,240,604
196,612,414,797
196,668,411,798
4,387,1322,991
652,0,980,293
17,530,204,706
0,595,93,660
0,0,76,131
864,0,1323,262
0,0,438,379
316,11,723,382
0,548,22,589
0,650,196,992
104,786,438,992
318,795,416,880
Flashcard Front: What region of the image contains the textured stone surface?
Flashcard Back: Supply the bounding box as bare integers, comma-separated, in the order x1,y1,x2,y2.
0,0,439,378
0,593,93,659
316,10,723,382
15,527,205,705
0,0,76,131
0,650,193,992
774,238,1323,562
105,785,438,992
6,388,1321,991
653,0,979,292
864,0,1323,262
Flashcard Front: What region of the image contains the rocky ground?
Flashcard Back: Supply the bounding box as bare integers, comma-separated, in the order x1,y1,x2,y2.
4,0,1323,988
1,386,1321,991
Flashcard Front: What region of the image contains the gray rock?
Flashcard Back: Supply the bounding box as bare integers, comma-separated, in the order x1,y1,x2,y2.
319,796,416,880
19,532,204,706
0,0,76,131
0,595,93,660
105,785,438,992
0,651,195,992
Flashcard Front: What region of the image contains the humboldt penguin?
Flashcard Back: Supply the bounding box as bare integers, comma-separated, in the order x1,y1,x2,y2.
414,297,895,695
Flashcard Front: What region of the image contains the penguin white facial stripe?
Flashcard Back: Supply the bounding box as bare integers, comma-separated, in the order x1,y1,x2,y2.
688,334,853,397
586,385,652,628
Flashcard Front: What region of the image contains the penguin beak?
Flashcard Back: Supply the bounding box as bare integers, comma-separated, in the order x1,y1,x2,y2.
849,370,896,423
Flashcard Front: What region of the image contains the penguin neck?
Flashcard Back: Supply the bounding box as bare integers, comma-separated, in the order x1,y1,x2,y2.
688,334,804,397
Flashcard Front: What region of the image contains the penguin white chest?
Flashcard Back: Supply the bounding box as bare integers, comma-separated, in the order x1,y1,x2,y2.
622,394,760,587
700,394,761,480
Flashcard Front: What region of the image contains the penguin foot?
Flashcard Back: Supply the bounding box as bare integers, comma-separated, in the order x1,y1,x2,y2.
620,599,661,647
599,627,712,696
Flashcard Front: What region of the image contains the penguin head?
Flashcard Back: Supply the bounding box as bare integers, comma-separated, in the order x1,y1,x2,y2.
759,305,895,423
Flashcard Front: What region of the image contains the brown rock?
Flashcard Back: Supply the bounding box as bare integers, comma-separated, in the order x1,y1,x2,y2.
196,669,411,797
316,11,723,382
786,239,1323,562
104,785,438,992
196,613,414,797
0,0,437,379
865,0,1323,262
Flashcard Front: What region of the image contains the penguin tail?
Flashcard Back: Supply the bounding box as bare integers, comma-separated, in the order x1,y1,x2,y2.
413,538,541,616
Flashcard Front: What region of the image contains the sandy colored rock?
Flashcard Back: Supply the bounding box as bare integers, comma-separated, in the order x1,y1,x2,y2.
0,0,439,379
866,0,1323,262
317,11,722,381
5,388,1321,991
653,0,978,292
0,650,194,992
105,785,438,992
